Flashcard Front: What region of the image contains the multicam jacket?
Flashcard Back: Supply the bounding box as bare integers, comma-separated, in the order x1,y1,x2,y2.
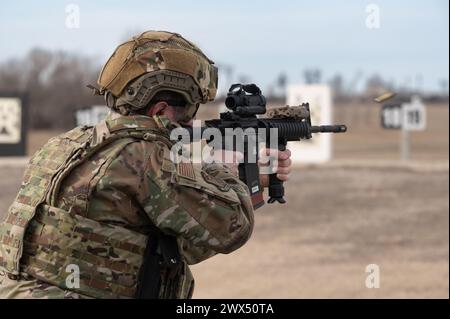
0,112,254,299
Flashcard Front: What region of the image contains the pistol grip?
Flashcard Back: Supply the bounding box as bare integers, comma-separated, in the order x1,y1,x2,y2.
267,143,286,204
268,174,286,204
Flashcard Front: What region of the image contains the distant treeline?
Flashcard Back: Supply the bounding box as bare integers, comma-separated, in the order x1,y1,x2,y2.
0,48,103,129
0,48,448,130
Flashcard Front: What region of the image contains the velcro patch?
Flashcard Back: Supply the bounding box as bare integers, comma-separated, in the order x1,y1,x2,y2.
162,158,176,173
201,171,231,192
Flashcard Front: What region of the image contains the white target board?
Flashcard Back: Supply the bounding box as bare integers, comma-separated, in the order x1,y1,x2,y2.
0,95,27,156
381,104,402,129
381,96,426,131
0,98,21,144
286,84,333,163
402,96,426,131
76,105,109,126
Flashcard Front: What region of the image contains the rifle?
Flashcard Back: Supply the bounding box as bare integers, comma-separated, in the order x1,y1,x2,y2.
178,83,347,209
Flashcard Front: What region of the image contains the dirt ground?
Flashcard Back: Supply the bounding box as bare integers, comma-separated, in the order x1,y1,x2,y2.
190,164,449,298
0,102,448,298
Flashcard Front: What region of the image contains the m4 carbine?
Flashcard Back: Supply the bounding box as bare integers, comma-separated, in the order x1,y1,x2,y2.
181,83,347,209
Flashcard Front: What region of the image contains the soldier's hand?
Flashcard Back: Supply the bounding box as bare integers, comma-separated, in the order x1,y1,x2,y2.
258,148,292,188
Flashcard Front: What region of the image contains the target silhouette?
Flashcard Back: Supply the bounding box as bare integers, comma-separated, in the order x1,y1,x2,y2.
0,95,27,156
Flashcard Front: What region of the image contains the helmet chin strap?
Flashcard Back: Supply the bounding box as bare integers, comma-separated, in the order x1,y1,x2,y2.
116,106,130,115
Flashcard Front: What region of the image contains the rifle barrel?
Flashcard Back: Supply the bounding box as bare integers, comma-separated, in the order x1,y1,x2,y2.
310,125,347,133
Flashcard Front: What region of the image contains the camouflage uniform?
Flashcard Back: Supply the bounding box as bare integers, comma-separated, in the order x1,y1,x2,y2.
0,112,254,298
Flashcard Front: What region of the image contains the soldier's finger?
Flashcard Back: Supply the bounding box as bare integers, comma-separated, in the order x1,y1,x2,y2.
278,149,291,160
258,148,276,165
275,166,291,175
278,158,292,168
260,148,278,157
260,148,291,160
276,173,289,181
259,160,278,174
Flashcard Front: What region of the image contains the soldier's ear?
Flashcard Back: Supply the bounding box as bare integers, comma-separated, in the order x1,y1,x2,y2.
148,101,169,116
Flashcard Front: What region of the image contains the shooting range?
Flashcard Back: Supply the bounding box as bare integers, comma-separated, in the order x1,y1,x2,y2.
0,1,447,300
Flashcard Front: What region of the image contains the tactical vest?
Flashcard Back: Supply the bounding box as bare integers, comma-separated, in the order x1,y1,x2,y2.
0,116,193,299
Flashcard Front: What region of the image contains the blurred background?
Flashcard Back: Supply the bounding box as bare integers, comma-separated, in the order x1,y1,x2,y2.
0,0,448,298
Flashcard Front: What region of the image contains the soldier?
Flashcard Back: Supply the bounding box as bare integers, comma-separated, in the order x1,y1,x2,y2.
0,31,292,299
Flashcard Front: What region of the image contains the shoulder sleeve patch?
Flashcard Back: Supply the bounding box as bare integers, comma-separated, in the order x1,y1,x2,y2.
162,157,176,173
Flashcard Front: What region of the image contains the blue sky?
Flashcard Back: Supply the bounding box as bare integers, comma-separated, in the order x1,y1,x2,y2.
0,0,448,94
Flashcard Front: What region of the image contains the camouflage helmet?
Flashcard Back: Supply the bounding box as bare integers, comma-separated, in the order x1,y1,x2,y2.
97,30,218,114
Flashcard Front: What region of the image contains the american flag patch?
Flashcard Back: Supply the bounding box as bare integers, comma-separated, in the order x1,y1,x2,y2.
177,162,196,181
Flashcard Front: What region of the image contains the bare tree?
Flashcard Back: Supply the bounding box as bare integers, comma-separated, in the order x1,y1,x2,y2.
276,72,287,98
0,48,103,129
328,73,344,98
439,79,449,96
303,68,322,84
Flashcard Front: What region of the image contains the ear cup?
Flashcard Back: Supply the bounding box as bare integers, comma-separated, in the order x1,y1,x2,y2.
104,91,116,108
